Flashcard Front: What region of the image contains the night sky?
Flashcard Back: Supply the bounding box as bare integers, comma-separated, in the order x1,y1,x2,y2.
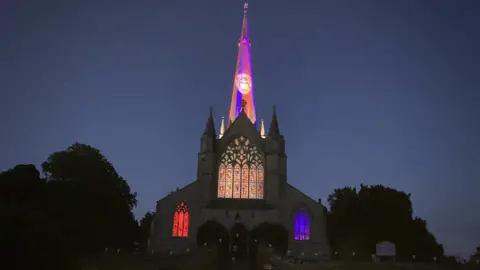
1,0,479,257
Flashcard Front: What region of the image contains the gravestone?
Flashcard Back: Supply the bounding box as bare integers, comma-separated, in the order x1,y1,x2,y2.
376,241,396,262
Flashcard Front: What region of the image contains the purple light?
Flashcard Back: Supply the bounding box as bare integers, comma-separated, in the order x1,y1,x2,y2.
294,208,310,240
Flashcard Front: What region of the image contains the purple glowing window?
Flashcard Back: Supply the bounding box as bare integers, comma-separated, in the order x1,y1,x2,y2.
294,208,310,240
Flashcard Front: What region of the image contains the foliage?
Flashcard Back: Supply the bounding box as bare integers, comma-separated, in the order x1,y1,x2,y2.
470,246,480,262
327,184,444,261
0,205,74,270
0,142,140,269
40,143,138,254
0,164,45,206
138,211,155,252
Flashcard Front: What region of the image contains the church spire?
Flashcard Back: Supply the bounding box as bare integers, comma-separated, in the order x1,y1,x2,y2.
260,118,266,138
228,2,256,126
203,107,216,136
219,116,225,138
268,106,281,138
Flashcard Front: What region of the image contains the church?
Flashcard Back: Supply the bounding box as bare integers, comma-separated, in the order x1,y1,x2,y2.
148,3,330,260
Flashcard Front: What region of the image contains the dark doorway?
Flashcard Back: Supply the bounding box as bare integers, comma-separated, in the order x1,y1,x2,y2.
230,223,249,260
196,220,230,258
250,222,289,254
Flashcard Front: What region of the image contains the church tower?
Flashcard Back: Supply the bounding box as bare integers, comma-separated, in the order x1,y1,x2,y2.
228,2,256,126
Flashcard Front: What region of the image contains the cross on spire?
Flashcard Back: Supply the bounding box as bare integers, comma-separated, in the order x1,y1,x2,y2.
241,99,247,111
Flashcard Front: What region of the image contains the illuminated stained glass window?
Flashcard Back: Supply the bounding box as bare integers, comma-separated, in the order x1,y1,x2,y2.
217,164,226,198
217,136,264,199
233,165,241,198
257,165,264,199
294,208,310,240
249,165,257,199
172,202,189,237
225,164,233,198
241,165,249,198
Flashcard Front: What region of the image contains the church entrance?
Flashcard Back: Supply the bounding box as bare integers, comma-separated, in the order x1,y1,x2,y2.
230,223,249,260
250,222,289,255
196,220,230,259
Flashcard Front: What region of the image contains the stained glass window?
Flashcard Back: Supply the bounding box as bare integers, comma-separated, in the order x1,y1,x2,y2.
233,165,241,198
241,165,249,198
225,164,233,198
294,208,310,240
172,202,189,237
249,165,257,199
217,164,226,197
217,136,264,199
257,165,264,199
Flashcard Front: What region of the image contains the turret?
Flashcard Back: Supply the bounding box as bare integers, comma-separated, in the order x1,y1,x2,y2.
197,108,217,198
264,106,287,204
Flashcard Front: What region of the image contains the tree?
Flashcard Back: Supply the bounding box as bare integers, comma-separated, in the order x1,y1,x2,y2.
327,184,444,261
0,165,75,269
470,246,480,263
0,205,73,270
0,164,45,206
41,143,138,254
138,211,155,252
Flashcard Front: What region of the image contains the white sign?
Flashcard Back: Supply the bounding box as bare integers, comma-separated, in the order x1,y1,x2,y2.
376,241,396,256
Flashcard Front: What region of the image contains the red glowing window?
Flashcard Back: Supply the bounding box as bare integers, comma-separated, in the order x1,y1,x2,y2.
172,202,189,237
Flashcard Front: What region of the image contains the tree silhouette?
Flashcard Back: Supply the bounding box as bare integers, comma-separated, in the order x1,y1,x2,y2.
0,165,74,269
0,164,45,206
139,211,155,252
327,184,444,261
470,246,480,263
0,142,142,267
1,205,72,270
40,143,138,254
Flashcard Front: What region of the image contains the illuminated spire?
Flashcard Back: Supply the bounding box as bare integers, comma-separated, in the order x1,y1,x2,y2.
219,116,225,138
260,118,266,138
228,1,256,126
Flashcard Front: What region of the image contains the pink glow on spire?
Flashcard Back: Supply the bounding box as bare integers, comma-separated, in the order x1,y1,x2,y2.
228,2,256,125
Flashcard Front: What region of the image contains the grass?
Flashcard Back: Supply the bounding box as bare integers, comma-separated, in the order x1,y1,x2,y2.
78,249,479,270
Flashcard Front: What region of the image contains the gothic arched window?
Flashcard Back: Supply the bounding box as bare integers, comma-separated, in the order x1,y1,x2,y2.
294,208,310,240
217,136,264,199
172,202,189,237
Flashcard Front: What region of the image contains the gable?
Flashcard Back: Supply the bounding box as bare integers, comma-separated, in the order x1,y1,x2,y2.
285,183,327,217
219,111,264,152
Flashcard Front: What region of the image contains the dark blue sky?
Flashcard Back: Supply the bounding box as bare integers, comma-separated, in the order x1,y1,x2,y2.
1,0,478,256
